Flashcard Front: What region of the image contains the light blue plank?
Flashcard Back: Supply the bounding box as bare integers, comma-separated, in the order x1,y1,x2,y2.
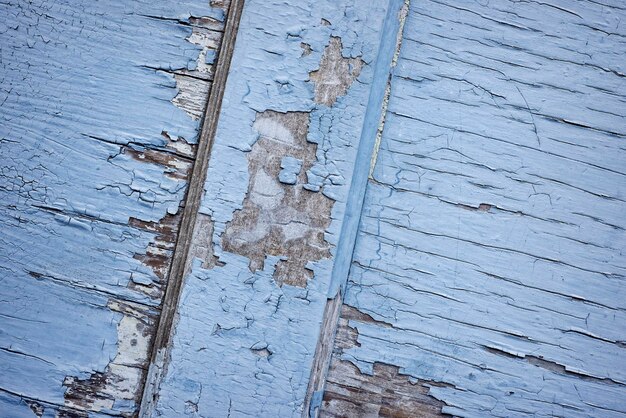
0,0,221,414
152,0,405,416
341,0,626,416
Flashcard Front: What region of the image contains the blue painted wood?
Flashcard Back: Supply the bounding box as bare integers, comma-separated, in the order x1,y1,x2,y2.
3,0,624,416
150,0,405,416
0,0,223,415
336,0,626,416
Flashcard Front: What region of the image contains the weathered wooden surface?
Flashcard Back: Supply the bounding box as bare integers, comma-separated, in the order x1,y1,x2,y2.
322,306,449,418
322,0,626,417
139,1,241,415
3,0,626,416
0,1,227,415
147,0,405,416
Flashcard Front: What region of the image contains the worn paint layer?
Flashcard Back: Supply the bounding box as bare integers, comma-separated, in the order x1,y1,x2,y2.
321,306,449,418
150,0,404,416
323,0,626,417
0,0,226,415
309,37,364,107
222,110,334,287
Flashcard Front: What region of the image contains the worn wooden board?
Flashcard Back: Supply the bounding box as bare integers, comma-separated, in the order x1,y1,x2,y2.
322,306,449,418
3,0,625,416
322,0,626,417
0,0,228,415
145,0,406,416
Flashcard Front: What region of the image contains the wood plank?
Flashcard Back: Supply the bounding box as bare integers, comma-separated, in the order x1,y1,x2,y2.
0,1,229,415
145,0,406,416
323,0,626,416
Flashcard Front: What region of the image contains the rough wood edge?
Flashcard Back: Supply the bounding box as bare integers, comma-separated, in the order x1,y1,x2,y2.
303,293,343,418
137,1,245,415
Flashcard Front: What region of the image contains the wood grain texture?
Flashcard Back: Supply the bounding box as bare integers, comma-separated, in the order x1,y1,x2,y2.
323,0,626,416
139,0,241,414
322,306,450,418
148,0,405,416
0,1,227,416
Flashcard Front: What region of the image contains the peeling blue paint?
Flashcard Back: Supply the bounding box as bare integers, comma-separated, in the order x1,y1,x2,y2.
4,0,624,416
278,156,303,185
152,0,404,415
0,0,220,415
338,0,626,416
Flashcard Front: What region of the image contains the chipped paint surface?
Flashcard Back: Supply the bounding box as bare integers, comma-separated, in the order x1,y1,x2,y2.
0,0,225,415
171,15,226,121
322,305,449,417
309,37,364,107
4,0,625,416
63,301,155,413
325,0,626,416
222,110,333,287
150,0,405,415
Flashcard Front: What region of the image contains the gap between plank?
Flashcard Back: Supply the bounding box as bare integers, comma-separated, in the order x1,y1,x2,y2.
138,1,245,415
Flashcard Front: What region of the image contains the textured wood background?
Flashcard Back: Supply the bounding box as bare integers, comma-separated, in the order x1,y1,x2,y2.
0,1,228,415
1,0,624,417
323,1,626,416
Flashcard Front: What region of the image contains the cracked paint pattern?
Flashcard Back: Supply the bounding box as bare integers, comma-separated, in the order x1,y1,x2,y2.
0,0,225,416
151,0,405,415
325,1,626,416
322,305,449,417
171,15,227,121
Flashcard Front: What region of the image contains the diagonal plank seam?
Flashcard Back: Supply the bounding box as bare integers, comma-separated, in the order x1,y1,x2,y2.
303,1,411,417
138,1,246,416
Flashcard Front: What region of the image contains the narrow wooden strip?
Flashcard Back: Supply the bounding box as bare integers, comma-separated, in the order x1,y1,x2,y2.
138,1,245,414
304,293,343,417
303,2,410,416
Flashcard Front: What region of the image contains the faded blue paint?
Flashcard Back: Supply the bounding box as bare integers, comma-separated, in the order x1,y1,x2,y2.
0,0,220,415
278,156,303,185
326,0,404,297
4,0,624,416
0,272,120,411
152,0,404,416
339,0,626,416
